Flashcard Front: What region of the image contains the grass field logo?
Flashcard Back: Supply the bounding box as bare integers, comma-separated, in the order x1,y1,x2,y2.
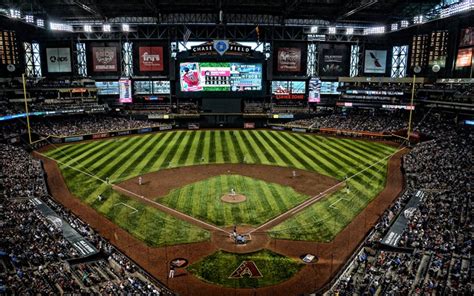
229,261,263,279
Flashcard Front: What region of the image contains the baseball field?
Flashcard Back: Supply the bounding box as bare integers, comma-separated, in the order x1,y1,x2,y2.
40,130,400,290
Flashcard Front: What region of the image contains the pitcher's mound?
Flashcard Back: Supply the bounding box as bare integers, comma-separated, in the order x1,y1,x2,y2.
221,194,247,203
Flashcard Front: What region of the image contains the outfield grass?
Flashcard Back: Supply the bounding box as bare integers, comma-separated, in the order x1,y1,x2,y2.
45,130,398,244
158,174,309,227
187,249,304,288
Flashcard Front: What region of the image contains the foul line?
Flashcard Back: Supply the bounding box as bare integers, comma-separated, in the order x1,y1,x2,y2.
111,202,138,214
112,185,229,234
38,151,230,235
247,147,406,234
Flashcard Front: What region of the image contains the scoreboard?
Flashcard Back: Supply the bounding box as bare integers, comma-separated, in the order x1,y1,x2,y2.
179,62,262,92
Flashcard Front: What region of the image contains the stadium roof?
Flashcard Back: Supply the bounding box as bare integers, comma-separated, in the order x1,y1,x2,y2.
7,0,441,24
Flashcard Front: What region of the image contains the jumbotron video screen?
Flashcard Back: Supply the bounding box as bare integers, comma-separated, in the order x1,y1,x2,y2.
179,62,262,92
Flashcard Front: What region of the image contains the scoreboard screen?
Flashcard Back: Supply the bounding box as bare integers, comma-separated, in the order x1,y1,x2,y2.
271,81,306,99
95,81,119,95
134,80,170,94
320,81,341,95
179,62,262,92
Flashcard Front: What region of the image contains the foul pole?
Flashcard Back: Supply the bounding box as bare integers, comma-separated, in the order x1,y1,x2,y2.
407,74,416,141
22,73,32,144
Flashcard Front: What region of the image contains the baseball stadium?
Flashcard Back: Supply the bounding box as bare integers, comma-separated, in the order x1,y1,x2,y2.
0,1,472,295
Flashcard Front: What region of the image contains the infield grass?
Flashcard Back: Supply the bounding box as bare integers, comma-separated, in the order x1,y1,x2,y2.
158,174,309,227
44,130,398,244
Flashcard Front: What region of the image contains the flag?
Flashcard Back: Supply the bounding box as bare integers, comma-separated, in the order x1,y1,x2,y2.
256,25,260,42
183,27,191,46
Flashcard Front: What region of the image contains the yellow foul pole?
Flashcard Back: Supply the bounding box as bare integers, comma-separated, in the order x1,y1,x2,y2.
22,73,32,144
407,74,416,141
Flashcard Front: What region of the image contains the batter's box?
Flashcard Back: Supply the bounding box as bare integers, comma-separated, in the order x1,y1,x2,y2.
111,202,138,215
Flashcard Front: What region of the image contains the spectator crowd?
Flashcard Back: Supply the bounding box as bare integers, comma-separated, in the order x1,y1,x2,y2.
328,114,472,295
283,110,409,132
0,144,173,295
31,115,165,137
0,111,471,295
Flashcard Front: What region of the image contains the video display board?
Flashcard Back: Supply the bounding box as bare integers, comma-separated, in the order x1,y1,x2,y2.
119,78,132,103
308,77,321,103
179,62,262,92
271,81,306,99
134,81,170,95
320,81,341,95
455,48,473,69
95,81,119,95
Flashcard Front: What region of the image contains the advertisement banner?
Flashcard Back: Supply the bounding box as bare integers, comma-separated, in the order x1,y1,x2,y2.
382,191,425,248
459,27,474,47
455,48,473,69
92,133,109,139
46,48,72,73
92,47,118,72
277,47,302,72
319,44,349,78
139,46,164,72
364,50,387,74
116,130,131,136
159,125,173,131
308,77,321,103
188,123,200,130
244,122,255,129
271,126,285,131
137,128,152,134
65,136,84,142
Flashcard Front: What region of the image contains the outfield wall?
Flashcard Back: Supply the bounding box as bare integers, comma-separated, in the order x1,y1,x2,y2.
44,124,173,144
40,124,405,146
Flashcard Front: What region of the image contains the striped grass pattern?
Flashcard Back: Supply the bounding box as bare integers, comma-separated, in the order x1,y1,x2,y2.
46,130,397,244
159,175,310,227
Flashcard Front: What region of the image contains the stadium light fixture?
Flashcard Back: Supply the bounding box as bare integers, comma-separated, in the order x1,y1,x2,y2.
25,15,34,23
36,19,45,27
84,24,92,32
364,26,385,35
9,9,21,18
413,15,424,24
400,20,409,28
50,22,73,32
346,27,354,35
328,27,336,34
103,24,111,32
440,0,474,18
122,24,130,32
391,23,399,31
